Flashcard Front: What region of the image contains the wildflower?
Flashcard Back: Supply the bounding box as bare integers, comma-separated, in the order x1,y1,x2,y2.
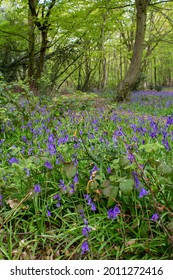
24,168,30,177
107,166,111,173
48,134,55,143
47,209,51,217
59,179,67,191
47,143,56,155
22,136,27,142
56,153,64,164
90,165,99,174
108,205,120,220
113,127,124,137
34,184,41,193
91,203,96,211
151,213,159,222
127,152,135,163
139,187,149,198
73,172,79,184
8,157,19,165
132,171,140,188
70,183,75,193
54,193,61,207
54,194,61,200
82,226,91,237
0,194,3,205
84,194,96,211
81,241,89,254
44,161,53,169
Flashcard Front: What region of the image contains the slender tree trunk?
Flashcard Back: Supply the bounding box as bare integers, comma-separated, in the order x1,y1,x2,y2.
115,0,151,102
28,5,35,87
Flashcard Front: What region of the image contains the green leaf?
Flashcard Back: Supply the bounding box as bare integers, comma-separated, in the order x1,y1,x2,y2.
119,156,130,167
157,162,173,177
109,175,117,182
139,143,164,153
119,179,134,195
64,164,76,178
167,221,173,232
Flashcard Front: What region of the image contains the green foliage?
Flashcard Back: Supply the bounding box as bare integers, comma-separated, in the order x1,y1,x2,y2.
1,85,173,260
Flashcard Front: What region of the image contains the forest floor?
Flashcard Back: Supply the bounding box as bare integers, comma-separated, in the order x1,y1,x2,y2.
1,87,173,260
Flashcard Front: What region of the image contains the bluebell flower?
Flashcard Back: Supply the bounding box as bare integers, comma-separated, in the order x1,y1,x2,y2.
47,209,51,217
8,157,19,165
22,136,27,142
151,213,159,221
0,194,3,205
81,241,89,254
24,168,30,177
48,134,55,143
73,172,79,184
59,179,67,191
108,205,120,220
82,226,91,237
139,188,149,198
34,184,41,193
132,171,140,188
47,143,56,155
44,161,53,169
107,166,111,173
84,194,96,211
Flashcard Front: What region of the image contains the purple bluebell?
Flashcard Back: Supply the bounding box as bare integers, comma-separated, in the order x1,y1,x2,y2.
0,194,3,205
132,171,140,188
22,136,27,142
81,241,89,254
44,161,53,169
8,157,19,165
48,134,55,143
54,194,61,200
73,172,79,184
90,165,99,174
24,168,30,177
162,139,171,151
47,143,56,155
70,183,75,193
34,184,41,193
139,188,149,198
113,127,124,137
127,152,135,163
108,205,120,220
47,209,51,217
151,213,159,221
82,226,91,237
84,194,96,211
59,179,67,191
107,166,111,173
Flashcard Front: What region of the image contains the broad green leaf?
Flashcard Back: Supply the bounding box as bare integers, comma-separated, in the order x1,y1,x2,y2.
119,179,134,195
64,164,76,178
158,162,173,177
139,143,164,153
119,156,130,167
109,175,117,182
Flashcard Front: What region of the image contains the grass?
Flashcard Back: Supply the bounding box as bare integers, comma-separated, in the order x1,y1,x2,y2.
1,83,173,260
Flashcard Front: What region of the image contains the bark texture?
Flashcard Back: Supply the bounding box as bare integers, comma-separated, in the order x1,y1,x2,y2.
115,0,151,102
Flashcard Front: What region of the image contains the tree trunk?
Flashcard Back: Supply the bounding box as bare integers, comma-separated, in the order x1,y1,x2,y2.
28,5,35,87
35,30,48,80
115,0,151,102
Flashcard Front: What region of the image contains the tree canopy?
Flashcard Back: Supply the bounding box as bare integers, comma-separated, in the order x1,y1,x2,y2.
0,0,173,100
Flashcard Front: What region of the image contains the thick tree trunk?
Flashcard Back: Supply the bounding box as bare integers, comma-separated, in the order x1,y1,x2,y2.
35,30,48,80
115,0,151,102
